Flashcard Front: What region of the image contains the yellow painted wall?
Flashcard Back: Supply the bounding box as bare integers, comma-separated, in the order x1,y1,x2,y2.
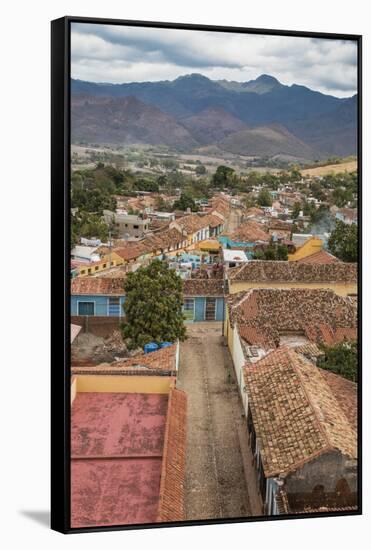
224,309,235,355
288,237,323,261
78,255,122,277
229,280,357,297
75,375,174,394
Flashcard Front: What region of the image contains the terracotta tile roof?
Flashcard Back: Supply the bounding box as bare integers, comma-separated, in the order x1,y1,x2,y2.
72,344,178,375
224,221,270,243
228,288,357,349
157,388,187,522
295,250,340,264
275,486,358,515
239,325,270,347
319,369,357,432
201,213,224,228
113,243,150,261
210,196,230,217
228,260,357,283
245,207,265,217
268,219,292,231
174,213,210,234
71,277,126,295
305,325,357,346
244,347,357,477
183,278,224,297
294,342,324,361
143,228,185,250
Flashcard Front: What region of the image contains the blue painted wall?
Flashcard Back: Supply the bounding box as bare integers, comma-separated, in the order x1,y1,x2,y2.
218,235,256,257
71,293,224,322
71,295,126,316
183,296,224,322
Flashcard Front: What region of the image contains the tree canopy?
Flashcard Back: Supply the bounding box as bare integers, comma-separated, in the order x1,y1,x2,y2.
122,260,186,349
257,188,273,207
328,220,357,262
212,165,236,188
318,341,358,382
173,192,199,212
254,243,288,261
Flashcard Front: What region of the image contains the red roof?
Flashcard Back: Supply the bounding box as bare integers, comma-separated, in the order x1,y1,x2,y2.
71,392,168,527
71,387,187,528
295,249,340,264
71,277,125,295
157,389,187,522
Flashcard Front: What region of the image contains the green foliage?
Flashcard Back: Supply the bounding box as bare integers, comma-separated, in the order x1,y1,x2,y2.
134,178,159,193
257,188,273,207
195,164,207,175
173,192,199,212
71,211,109,247
254,243,288,261
328,220,358,262
122,260,186,349
71,187,116,214
212,165,236,188
318,341,358,382
332,187,353,207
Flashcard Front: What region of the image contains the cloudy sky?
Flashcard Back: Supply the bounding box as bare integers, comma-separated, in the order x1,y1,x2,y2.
71,23,358,97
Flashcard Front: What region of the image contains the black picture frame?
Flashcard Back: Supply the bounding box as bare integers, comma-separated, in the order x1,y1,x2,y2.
51,15,362,534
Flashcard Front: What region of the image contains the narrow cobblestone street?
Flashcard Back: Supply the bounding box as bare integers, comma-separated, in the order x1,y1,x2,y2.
177,323,252,521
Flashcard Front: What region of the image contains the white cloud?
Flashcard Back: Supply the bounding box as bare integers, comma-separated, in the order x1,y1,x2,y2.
71,23,358,97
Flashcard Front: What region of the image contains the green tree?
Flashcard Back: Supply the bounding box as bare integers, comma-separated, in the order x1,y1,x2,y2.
212,165,235,188
318,341,358,382
257,188,273,207
328,220,357,262
254,243,288,261
173,192,199,212
195,164,207,176
122,261,186,349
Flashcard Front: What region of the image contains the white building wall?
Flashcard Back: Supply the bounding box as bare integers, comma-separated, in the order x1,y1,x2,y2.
232,326,248,414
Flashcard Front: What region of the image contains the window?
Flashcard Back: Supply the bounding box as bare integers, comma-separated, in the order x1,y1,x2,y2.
183,298,195,320
87,268,91,274
95,266,99,271
133,224,139,229
78,301,94,316
103,263,107,268
205,297,216,320
108,297,121,317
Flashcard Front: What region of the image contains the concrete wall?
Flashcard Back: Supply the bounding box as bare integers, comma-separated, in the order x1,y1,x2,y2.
71,316,121,337
284,450,358,511
229,280,357,297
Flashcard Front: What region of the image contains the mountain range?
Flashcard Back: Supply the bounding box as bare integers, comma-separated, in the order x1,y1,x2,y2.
71,73,357,160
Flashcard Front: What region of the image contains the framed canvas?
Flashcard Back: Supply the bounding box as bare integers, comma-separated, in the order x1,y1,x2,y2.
51,16,362,534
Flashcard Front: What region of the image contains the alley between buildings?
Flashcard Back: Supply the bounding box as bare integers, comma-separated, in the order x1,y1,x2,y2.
178,323,253,521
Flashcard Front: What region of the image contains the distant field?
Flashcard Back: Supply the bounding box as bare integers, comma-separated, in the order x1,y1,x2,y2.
302,160,357,176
